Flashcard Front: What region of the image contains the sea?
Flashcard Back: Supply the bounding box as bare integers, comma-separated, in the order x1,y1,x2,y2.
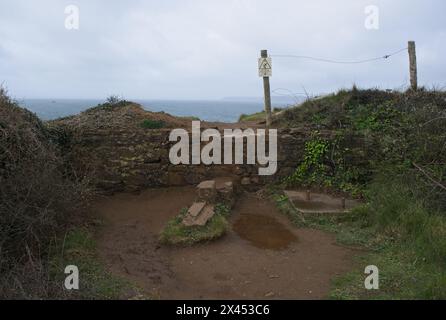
17,97,300,123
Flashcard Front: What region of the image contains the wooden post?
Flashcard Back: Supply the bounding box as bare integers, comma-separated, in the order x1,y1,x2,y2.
408,41,417,91
261,50,272,127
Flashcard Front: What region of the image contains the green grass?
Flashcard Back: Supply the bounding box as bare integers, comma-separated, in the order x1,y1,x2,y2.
238,108,285,122
179,116,200,121
140,119,165,129
49,228,133,299
330,245,446,300
291,180,446,300
271,190,306,227
159,204,230,245
302,208,446,299
238,111,266,122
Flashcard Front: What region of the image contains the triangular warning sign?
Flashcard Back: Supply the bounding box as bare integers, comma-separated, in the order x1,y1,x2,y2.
260,60,271,69
258,57,272,77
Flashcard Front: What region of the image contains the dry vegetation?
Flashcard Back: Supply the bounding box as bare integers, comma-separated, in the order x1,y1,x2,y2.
50,99,192,131
0,87,91,298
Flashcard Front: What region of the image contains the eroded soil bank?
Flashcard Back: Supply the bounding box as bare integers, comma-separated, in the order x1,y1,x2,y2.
94,186,355,299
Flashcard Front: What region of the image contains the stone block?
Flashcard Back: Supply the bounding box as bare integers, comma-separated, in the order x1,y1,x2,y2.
197,180,216,202
241,177,251,185
182,203,215,227
193,205,215,226
216,180,235,208
182,202,206,226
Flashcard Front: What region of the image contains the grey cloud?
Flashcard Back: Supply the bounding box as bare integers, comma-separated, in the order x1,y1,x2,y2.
0,0,445,99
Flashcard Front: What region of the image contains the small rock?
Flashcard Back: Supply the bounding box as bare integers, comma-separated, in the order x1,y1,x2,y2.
265,291,275,297
250,176,260,184
241,177,251,185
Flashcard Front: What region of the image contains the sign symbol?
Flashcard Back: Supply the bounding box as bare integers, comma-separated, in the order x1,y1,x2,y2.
260,59,271,69
258,57,272,77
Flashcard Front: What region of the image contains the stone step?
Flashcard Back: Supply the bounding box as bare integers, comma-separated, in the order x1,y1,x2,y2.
284,190,361,214
196,180,216,202
182,201,206,226
182,202,215,227
214,177,235,208
193,204,215,226
214,176,235,190
187,201,206,217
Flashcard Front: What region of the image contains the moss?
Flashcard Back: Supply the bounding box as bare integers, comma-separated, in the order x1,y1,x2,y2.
159,205,230,245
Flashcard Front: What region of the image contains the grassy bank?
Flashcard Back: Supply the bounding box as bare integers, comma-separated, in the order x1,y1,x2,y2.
238,107,283,122
266,87,446,299
239,111,267,122
49,227,132,299
273,178,446,299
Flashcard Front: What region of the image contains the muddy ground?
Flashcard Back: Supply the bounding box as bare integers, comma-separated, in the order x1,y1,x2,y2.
94,186,355,299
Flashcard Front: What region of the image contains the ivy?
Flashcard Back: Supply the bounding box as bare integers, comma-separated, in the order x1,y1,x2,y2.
285,131,365,197
285,134,331,187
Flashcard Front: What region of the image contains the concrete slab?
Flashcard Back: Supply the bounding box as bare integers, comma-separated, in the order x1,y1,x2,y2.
183,203,215,227
284,190,361,214
197,180,216,189
194,205,215,226
188,201,206,217
215,177,234,191
183,202,206,226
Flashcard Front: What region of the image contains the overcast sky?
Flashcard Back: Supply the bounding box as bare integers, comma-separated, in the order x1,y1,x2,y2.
0,0,445,99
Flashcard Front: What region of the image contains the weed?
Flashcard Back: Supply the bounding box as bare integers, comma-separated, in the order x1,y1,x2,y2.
140,119,165,129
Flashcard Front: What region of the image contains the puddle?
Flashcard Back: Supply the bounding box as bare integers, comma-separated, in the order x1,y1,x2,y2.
233,214,297,250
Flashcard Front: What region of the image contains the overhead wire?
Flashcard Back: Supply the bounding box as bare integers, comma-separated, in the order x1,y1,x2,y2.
270,47,408,64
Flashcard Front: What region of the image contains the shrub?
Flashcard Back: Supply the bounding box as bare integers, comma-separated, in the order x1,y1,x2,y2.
85,95,131,113
140,119,165,129
0,87,90,298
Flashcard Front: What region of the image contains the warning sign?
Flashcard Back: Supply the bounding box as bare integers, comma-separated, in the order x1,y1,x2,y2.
258,57,272,77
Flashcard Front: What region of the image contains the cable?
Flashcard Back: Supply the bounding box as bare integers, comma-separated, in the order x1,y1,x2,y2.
271,47,408,64
272,88,307,104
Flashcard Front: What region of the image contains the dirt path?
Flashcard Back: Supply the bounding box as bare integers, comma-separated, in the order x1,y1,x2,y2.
94,187,355,299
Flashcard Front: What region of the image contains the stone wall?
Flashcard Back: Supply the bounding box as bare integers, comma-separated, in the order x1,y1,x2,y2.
63,126,359,193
